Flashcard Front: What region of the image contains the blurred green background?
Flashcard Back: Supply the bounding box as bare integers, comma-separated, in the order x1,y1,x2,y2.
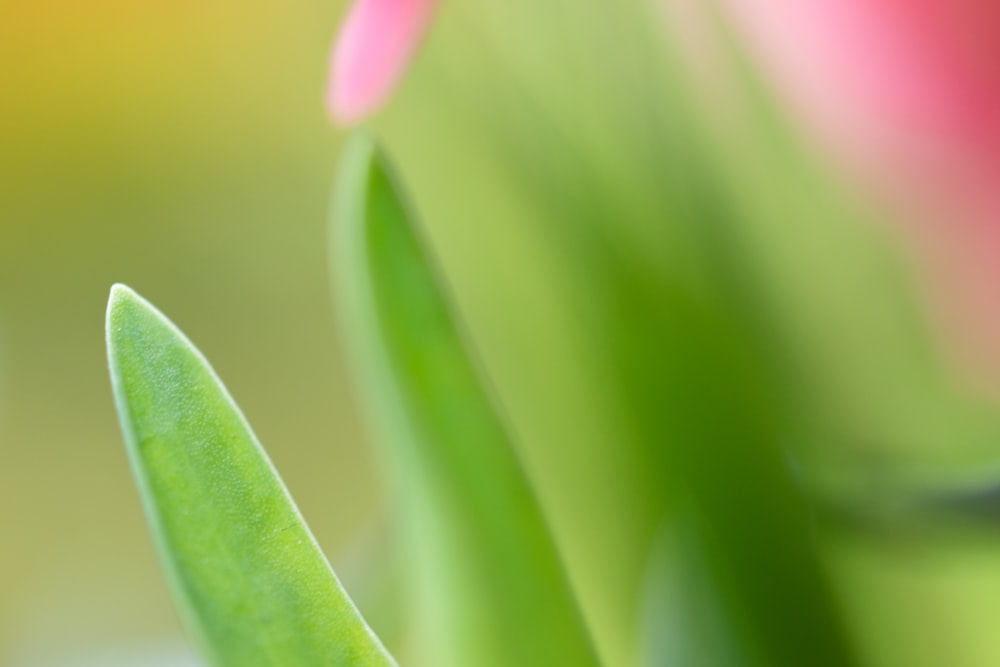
7,1,1000,666
1,1,358,663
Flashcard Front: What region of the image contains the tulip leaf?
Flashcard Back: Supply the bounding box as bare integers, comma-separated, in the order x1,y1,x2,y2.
106,284,395,667
332,134,599,667
639,515,757,667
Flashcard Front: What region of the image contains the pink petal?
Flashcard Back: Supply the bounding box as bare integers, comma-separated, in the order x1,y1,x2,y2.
719,0,1000,383
720,0,1000,175
327,0,438,124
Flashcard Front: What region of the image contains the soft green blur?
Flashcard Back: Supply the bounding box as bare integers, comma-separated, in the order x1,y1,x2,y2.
7,0,1000,666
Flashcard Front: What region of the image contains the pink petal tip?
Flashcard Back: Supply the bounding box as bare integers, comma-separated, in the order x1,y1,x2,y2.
326,0,438,125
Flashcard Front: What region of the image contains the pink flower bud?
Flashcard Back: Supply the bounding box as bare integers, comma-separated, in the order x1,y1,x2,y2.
327,0,439,124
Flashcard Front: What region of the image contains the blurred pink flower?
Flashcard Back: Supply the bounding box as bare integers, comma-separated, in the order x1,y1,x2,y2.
327,0,438,124
721,0,1000,380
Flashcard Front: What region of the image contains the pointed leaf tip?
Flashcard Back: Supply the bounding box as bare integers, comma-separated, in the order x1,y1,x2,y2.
109,282,131,304
106,284,396,667
106,282,139,332
332,140,599,667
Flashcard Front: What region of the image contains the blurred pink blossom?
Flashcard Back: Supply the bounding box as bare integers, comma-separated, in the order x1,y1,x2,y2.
721,0,1000,380
327,0,438,124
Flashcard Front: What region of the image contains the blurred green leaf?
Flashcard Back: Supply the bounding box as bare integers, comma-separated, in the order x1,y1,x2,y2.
603,262,861,667
106,284,395,667
486,91,860,663
332,134,599,667
639,515,756,667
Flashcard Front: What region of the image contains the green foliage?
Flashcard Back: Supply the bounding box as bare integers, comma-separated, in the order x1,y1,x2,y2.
596,225,861,667
332,134,599,667
106,284,395,667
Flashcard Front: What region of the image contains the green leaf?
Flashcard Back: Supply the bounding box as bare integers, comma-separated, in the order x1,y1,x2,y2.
332,134,599,667
639,515,757,667
106,284,395,667
598,258,861,667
